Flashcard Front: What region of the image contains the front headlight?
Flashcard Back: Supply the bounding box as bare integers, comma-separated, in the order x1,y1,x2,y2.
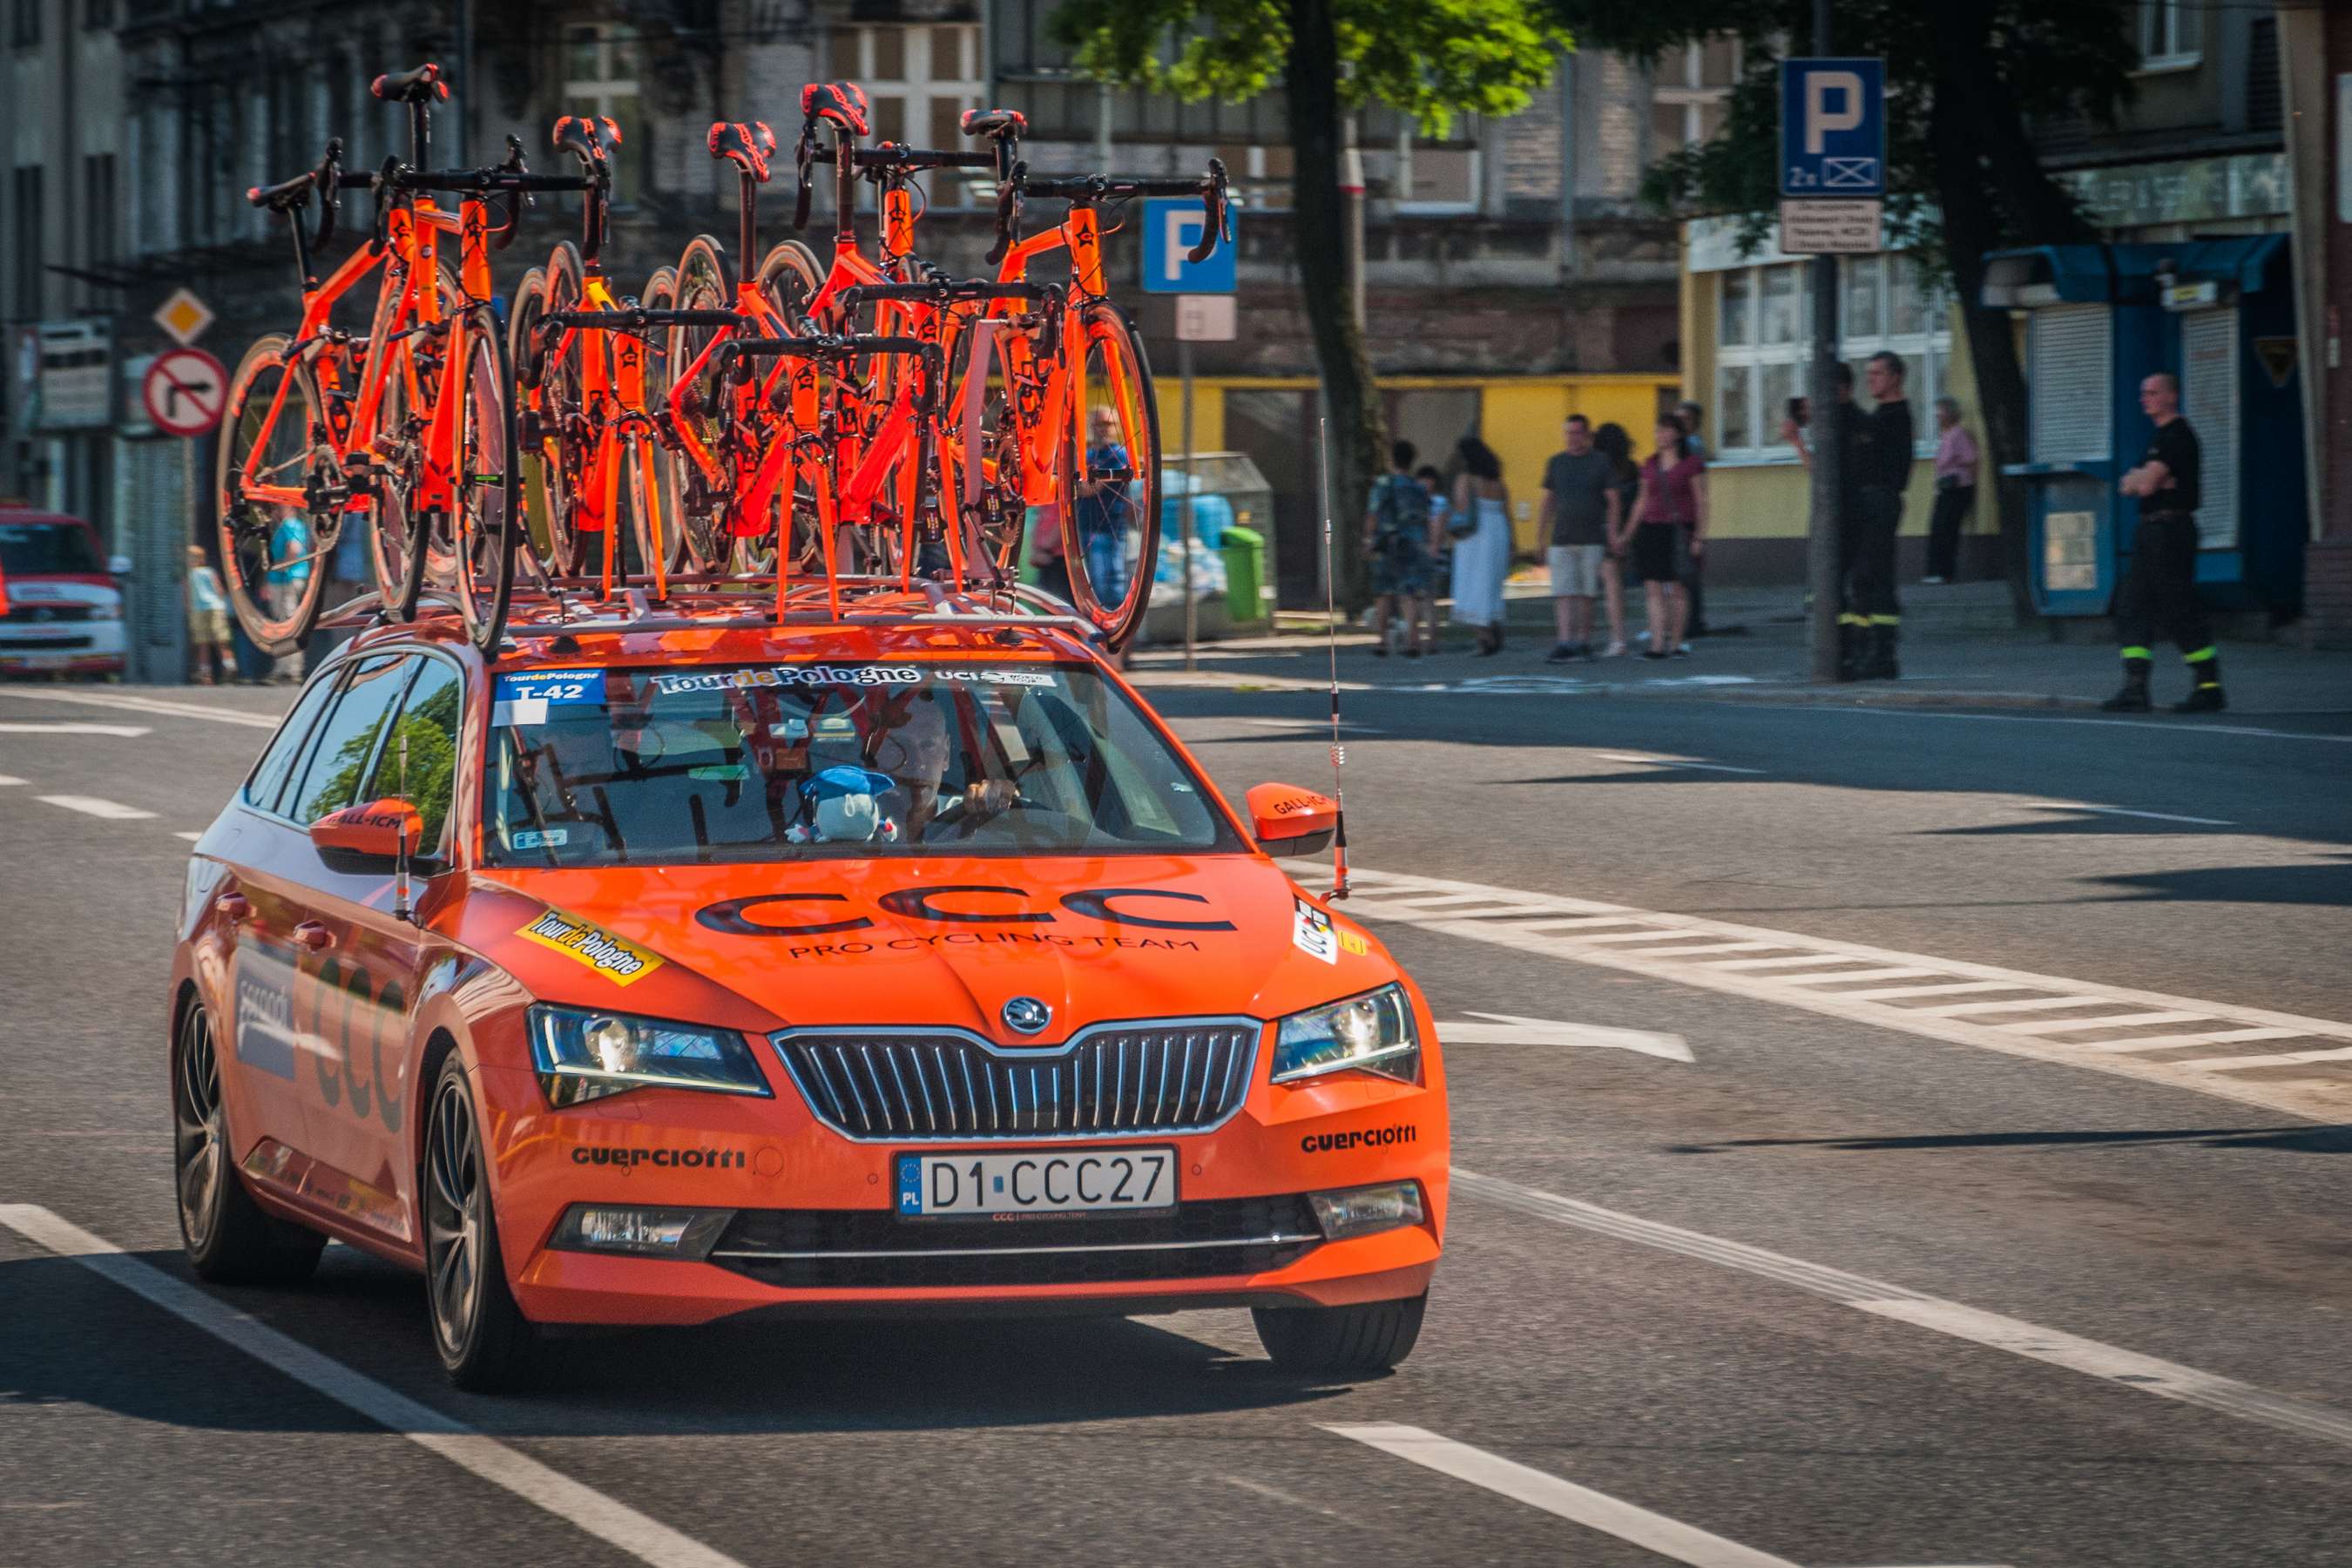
92,599,123,621
1272,983,1420,1085
527,1004,771,1106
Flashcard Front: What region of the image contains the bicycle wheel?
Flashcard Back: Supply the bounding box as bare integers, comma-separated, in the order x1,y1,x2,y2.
757,240,822,330
449,324,519,652
663,234,740,576
943,310,1031,585
532,241,591,578
506,263,555,578
216,335,334,654
367,267,464,620
627,264,686,582
1058,302,1160,649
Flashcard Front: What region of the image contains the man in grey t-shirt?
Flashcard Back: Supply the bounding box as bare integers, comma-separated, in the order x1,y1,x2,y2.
1542,414,1615,661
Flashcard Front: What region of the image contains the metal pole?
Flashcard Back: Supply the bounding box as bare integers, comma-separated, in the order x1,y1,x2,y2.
1806,0,1844,684
1179,335,1197,672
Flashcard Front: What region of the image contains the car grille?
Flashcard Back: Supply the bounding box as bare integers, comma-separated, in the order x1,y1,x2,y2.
3,604,94,623
706,1194,1322,1289
773,1022,1261,1142
0,634,93,650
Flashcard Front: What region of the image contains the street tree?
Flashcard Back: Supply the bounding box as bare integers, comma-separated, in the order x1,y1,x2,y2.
1546,1,2139,616
1050,0,1572,604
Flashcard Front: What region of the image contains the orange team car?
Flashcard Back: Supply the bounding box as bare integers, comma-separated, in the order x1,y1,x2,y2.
169,593,1447,1389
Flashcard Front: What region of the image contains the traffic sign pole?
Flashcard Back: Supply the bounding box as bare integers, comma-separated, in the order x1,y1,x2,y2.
1806,6,1844,684
1179,337,1196,672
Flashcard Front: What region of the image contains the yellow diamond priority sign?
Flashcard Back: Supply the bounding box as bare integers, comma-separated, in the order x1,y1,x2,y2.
152,288,215,348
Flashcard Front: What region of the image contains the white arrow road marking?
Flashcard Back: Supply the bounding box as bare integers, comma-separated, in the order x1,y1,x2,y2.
37,794,157,820
1438,1012,1693,1062
1454,1169,2352,1455
0,1205,747,1568
0,722,152,736
1327,1424,1803,1567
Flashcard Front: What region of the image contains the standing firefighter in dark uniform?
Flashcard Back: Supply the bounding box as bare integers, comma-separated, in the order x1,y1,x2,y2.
2105,372,2225,713
1846,351,1915,680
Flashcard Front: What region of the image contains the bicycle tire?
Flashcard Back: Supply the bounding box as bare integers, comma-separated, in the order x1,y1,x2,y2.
506,264,554,577
628,264,686,582
368,266,466,621
448,321,518,652
942,309,1029,585
663,234,740,577
1058,301,1160,649
215,335,335,655
535,240,591,578
757,240,823,330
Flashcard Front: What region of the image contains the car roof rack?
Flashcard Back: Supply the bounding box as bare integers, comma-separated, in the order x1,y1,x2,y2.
315,577,1101,650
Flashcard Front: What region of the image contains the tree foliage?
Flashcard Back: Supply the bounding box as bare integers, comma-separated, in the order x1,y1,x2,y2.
1051,0,1573,607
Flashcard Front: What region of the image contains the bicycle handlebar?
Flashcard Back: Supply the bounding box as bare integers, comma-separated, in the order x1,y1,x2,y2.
839,280,1051,308
800,143,996,174
987,157,1230,268
247,139,348,280
541,308,751,333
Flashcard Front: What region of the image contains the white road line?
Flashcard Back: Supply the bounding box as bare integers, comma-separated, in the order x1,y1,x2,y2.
1912,996,2119,1018
1842,707,2352,746
1452,1169,2352,1454
1294,864,2352,1119
1235,717,1387,734
174,831,204,842
0,1205,747,1568
2025,801,2236,827
1595,754,1768,774
2085,1027,2298,1054
0,686,282,728
0,721,152,736
0,774,23,786
2177,1044,2352,1071
1994,1011,2207,1035
1326,1424,1802,1568
37,794,158,821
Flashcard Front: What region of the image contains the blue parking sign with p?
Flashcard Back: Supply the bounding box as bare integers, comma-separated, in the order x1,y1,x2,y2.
1781,57,1885,198
1140,197,1235,294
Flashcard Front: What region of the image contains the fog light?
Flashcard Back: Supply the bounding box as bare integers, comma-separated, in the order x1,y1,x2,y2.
1308,1181,1424,1241
551,1205,733,1258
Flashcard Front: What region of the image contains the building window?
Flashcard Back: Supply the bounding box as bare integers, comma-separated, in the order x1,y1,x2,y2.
81,154,115,309
2135,1,2201,70
84,0,115,30
836,24,983,159
1650,36,1738,159
562,24,653,199
11,165,42,320
1710,249,1951,463
10,0,39,46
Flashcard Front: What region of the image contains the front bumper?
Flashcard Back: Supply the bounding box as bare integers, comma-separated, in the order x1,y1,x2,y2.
477,1031,1449,1327
0,624,122,673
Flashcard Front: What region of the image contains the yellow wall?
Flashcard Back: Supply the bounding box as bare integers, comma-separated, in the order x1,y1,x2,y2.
1171,373,1680,551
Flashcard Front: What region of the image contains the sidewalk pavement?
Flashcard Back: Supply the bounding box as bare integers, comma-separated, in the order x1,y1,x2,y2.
1130,578,2352,717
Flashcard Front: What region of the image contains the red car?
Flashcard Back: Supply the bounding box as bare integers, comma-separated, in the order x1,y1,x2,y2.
0,510,127,676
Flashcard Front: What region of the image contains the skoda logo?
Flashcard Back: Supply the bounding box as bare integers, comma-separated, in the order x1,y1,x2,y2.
1001,997,1052,1036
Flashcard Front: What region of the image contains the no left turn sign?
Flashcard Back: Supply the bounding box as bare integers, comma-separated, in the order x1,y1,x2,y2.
143,348,229,438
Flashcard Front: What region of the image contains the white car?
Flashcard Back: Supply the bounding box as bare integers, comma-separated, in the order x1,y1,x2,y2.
0,510,127,677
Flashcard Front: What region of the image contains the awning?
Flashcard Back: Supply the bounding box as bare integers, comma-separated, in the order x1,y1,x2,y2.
1980,236,2288,308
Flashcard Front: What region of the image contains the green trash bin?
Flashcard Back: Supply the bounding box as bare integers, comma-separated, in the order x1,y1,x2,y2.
1219,525,1266,630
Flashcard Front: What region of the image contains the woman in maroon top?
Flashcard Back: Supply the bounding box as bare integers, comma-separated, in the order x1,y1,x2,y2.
1620,415,1707,659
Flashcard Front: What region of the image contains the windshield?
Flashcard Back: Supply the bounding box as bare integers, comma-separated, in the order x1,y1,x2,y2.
0,521,104,576
483,661,1235,866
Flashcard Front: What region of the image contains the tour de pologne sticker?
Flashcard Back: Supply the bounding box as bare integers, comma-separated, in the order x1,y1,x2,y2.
1293,897,1340,964
492,669,606,727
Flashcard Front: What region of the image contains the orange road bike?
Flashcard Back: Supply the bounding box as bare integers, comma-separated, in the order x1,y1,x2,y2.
219,64,586,653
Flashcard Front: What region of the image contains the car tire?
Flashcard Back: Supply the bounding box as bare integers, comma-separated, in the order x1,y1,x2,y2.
172,1001,326,1286
1252,1292,1427,1375
422,1053,538,1392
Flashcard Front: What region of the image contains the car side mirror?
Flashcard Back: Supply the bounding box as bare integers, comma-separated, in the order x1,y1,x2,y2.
108,554,133,578
310,797,423,874
1246,782,1338,859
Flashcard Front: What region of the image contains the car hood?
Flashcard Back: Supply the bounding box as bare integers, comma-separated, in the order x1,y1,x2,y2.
463,853,1397,1044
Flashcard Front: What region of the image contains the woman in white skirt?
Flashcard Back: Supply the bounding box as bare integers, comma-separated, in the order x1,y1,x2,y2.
1448,436,1512,655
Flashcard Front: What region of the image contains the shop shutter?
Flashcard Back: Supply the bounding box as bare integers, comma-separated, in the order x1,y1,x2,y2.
2028,305,2112,463
2180,308,2240,551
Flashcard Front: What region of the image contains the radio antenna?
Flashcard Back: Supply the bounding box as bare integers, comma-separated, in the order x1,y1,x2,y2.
394,731,414,925
1317,416,1349,900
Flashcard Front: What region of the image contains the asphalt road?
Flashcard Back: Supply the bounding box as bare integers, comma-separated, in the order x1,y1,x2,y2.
3,672,2349,1568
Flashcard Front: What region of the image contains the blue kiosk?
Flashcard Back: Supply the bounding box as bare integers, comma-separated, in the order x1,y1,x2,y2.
1980,240,2306,620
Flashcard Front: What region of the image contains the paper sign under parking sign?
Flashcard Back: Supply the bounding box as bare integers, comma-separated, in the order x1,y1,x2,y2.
1294,898,1339,964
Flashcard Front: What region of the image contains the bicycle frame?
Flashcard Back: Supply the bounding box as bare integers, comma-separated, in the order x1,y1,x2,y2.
529,267,669,598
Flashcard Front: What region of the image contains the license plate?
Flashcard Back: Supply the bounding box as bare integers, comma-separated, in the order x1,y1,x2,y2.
896,1147,1178,1218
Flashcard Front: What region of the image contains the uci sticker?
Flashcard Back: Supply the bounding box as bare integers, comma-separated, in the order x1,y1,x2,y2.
511,828,570,850
518,907,665,986
493,669,605,727
1293,898,1340,965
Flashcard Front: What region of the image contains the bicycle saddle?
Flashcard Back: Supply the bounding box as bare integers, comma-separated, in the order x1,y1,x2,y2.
553,114,620,168
371,63,447,105
960,108,1026,139
707,120,778,181
801,81,870,136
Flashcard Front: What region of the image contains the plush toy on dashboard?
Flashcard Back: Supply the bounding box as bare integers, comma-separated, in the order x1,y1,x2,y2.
787,765,902,844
